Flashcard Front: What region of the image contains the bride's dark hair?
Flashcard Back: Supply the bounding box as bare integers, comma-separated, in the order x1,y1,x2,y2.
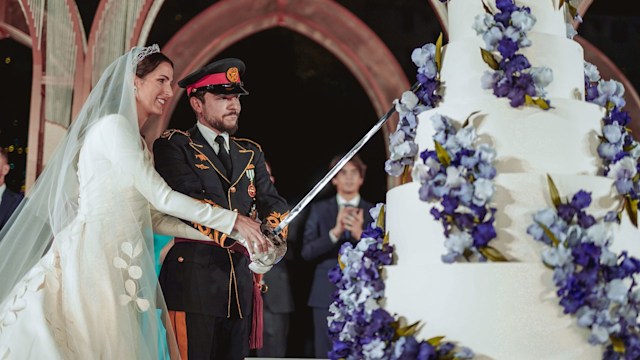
136,52,173,78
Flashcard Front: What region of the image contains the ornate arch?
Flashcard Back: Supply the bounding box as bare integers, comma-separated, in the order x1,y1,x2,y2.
147,0,411,189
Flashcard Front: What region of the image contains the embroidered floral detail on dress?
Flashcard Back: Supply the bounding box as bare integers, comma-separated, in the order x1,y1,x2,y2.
113,242,150,312
0,270,45,334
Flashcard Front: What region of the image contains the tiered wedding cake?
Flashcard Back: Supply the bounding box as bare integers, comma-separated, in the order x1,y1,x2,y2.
383,0,640,358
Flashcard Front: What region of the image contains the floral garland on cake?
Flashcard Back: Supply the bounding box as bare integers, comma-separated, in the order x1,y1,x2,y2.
413,112,505,262
386,36,443,181
527,177,640,358
473,0,553,109
328,205,474,360
584,61,640,226
523,20,640,360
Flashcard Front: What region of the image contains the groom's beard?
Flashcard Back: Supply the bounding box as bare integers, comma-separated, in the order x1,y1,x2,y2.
205,113,239,135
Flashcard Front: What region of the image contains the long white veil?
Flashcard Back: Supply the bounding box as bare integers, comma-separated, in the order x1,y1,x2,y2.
0,46,178,358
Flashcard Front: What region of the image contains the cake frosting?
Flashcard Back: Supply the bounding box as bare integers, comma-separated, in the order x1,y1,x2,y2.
382,0,640,358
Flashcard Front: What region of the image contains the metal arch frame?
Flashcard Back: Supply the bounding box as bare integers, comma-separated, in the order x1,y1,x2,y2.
147,0,411,189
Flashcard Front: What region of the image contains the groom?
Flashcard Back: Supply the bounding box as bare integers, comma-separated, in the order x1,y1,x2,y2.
153,58,289,360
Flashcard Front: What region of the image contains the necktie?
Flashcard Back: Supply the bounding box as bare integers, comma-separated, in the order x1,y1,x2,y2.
215,136,232,178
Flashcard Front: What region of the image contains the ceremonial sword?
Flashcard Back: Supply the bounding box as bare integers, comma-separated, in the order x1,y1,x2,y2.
260,81,421,265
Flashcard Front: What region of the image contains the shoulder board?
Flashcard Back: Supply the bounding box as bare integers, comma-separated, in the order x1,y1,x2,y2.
231,137,262,151
160,129,190,140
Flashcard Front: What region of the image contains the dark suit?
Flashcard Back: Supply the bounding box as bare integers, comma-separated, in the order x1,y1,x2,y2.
153,126,289,360
301,196,373,358
0,187,23,231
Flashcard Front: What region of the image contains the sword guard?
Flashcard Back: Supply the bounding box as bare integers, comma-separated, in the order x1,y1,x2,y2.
252,222,287,266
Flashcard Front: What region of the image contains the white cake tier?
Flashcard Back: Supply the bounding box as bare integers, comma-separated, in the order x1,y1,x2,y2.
447,0,567,43
415,99,605,175
439,32,585,102
384,175,640,358
386,175,640,265
383,262,602,359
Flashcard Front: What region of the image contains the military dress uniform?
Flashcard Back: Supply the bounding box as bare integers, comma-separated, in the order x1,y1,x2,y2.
153,58,289,360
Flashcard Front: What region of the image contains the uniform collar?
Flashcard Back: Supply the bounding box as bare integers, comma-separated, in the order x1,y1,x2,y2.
196,122,229,152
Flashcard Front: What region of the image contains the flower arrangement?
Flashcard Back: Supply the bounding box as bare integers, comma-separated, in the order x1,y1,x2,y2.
584,61,640,226
473,0,553,108
413,112,505,262
527,176,640,358
386,36,443,182
328,204,474,360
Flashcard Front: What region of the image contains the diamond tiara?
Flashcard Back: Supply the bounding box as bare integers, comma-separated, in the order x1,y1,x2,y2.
133,44,161,67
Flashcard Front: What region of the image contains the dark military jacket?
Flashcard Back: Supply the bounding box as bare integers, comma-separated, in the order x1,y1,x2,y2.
153,125,289,317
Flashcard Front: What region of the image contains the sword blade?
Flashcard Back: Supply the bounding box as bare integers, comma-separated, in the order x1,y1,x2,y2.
271,81,421,235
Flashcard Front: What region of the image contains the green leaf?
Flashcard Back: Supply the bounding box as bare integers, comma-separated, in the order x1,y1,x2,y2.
538,221,560,247
479,246,509,262
435,32,443,72
383,231,390,245
624,196,638,228
427,335,445,346
462,110,480,128
435,141,451,167
377,204,386,230
611,335,626,353
396,321,421,337
534,97,551,110
524,95,551,110
480,48,499,70
568,3,578,19
546,175,562,208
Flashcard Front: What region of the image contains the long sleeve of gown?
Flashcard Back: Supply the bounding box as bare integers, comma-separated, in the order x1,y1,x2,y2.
96,114,237,235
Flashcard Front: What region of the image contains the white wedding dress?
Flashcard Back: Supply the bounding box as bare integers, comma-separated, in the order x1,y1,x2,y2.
0,114,237,359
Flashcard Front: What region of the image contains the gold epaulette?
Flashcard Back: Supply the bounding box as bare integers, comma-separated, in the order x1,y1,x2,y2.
160,129,190,140
231,137,262,151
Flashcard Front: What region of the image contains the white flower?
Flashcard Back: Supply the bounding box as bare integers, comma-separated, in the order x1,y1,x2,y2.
473,178,495,206
411,43,436,68
455,126,476,148
589,325,610,344
362,338,387,359
482,26,503,51
394,91,419,113
608,156,637,180
530,66,553,88
369,203,385,222
445,166,466,188
584,223,611,247
472,13,495,34
444,231,473,254
511,10,536,32
584,61,601,82
606,279,630,304
541,246,572,267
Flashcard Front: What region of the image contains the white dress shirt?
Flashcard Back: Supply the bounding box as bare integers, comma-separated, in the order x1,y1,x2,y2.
196,122,229,155
329,194,361,243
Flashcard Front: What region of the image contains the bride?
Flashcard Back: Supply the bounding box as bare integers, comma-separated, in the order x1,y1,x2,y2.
0,45,271,359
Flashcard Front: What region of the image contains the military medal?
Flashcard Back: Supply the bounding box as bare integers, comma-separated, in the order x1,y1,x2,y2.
246,167,256,197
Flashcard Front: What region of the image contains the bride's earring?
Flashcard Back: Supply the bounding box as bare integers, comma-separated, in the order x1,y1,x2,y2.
134,86,138,94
